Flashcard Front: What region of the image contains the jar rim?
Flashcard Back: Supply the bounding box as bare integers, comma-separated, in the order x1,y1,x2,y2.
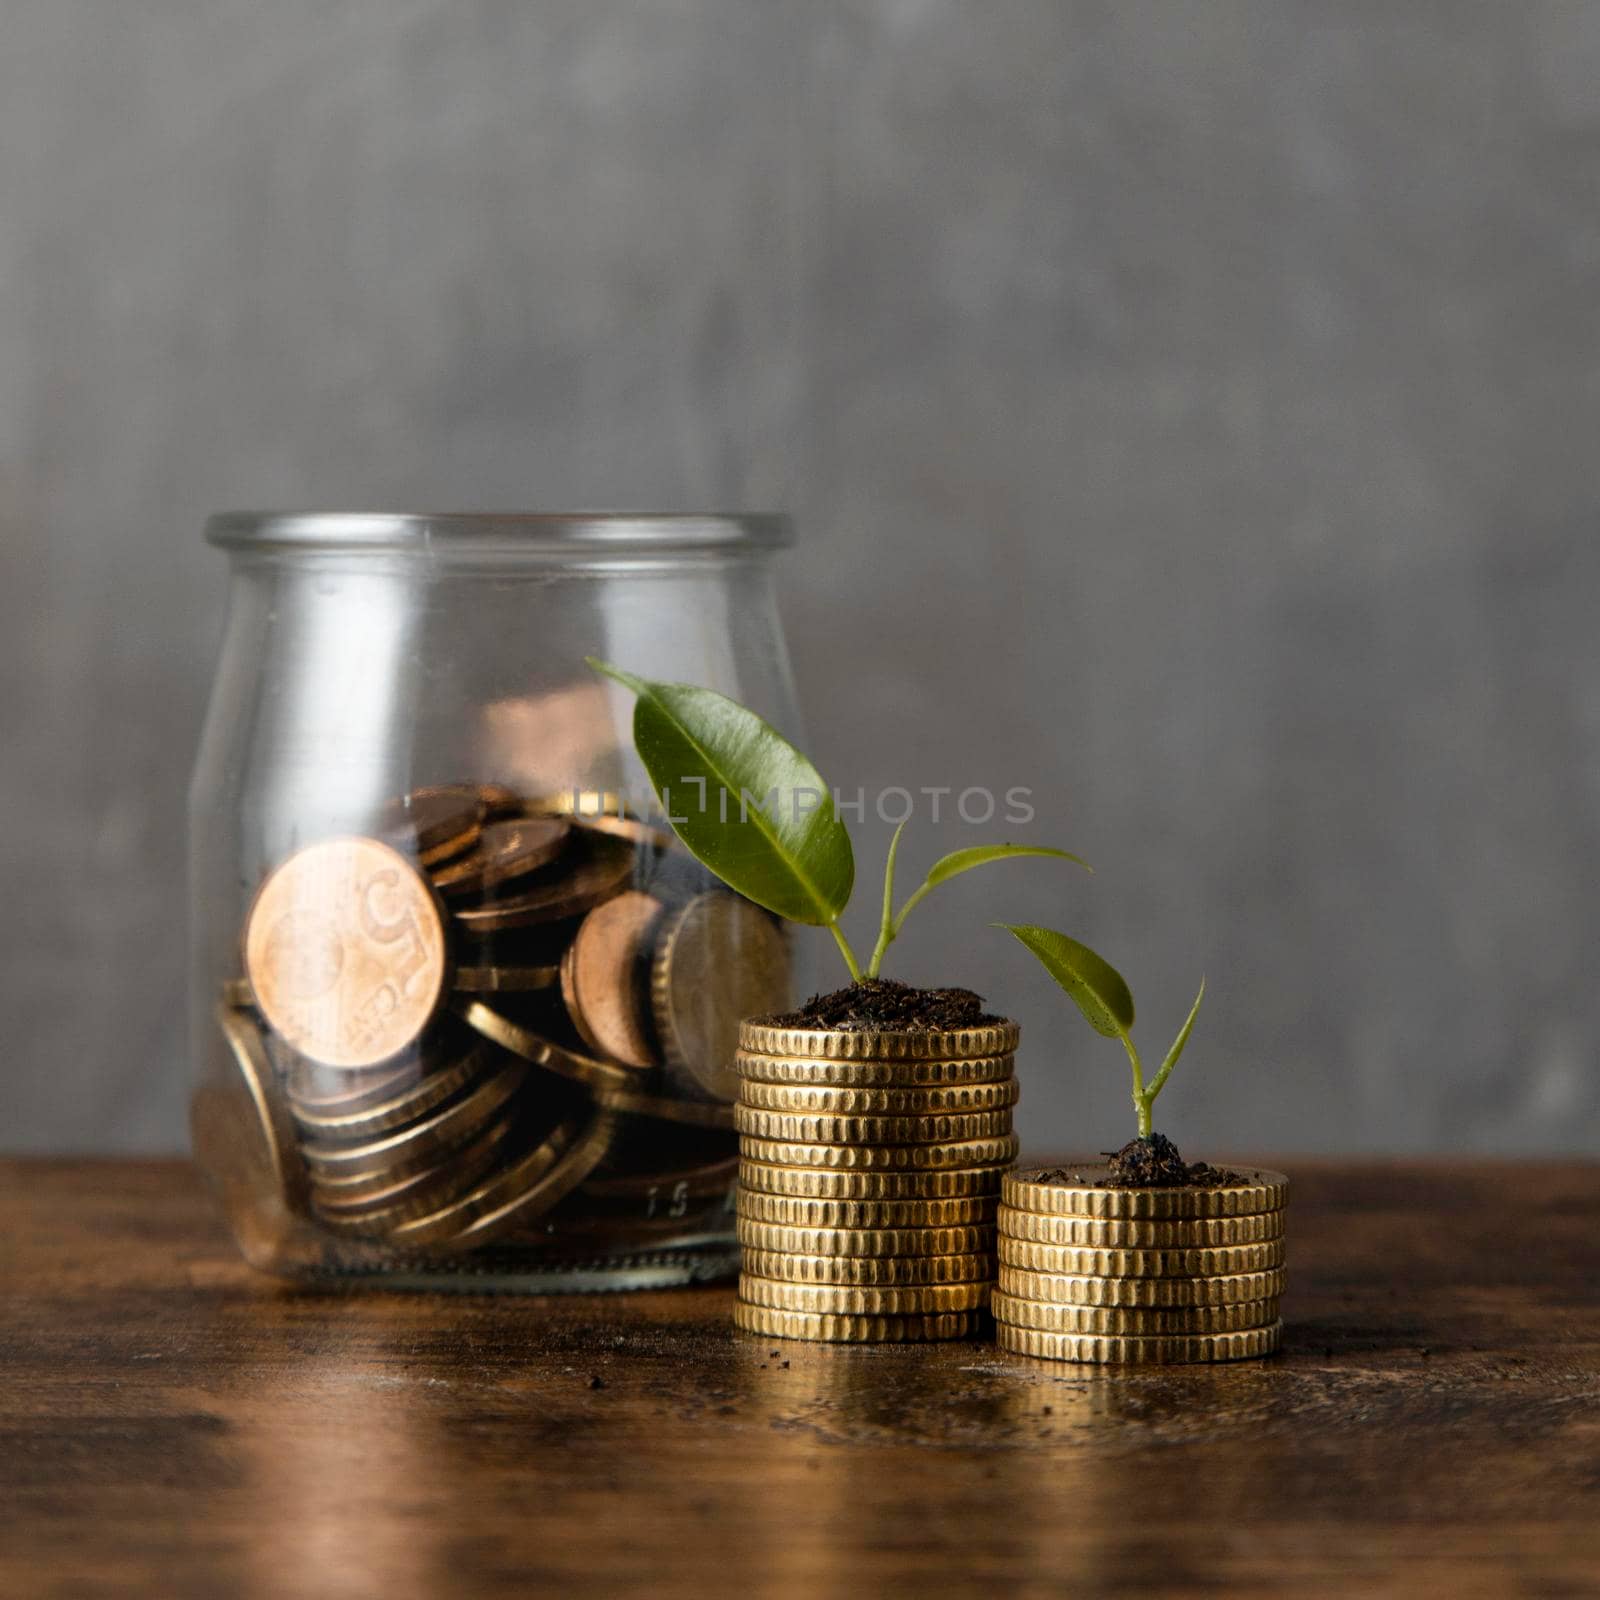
205,511,793,554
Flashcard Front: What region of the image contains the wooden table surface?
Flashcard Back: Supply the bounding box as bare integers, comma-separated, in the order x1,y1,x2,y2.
4,1159,1598,1599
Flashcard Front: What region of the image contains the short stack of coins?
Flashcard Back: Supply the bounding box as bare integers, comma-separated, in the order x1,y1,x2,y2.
731,1018,1022,1343
991,1164,1289,1364
194,781,791,1267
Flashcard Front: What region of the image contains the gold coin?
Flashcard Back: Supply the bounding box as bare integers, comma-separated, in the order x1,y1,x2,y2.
289,1044,489,1142
300,1060,526,1181
996,1264,1288,1307
418,819,482,869
245,836,450,1070
733,1300,985,1343
996,1320,1283,1365
737,1134,1019,1172
1003,1165,1289,1220
996,1235,1285,1278
453,963,561,994
387,1111,616,1251
739,1019,1020,1061
990,1291,1278,1336
736,1217,996,1258
738,1079,1019,1115
736,1190,998,1229
285,1057,416,1116
311,1116,515,1233
454,998,633,1089
559,890,664,1069
735,1051,1015,1089
452,828,635,932
739,1248,993,1286
733,1104,1012,1146
738,1160,1005,1201
191,1005,310,1241
591,1085,736,1130
432,816,572,897
998,1208,1284,1249
652,893,791,1102
738,1275,990,1316
382,785,486,857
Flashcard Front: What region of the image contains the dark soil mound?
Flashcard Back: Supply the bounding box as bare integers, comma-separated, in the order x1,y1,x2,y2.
766,978,1001,1032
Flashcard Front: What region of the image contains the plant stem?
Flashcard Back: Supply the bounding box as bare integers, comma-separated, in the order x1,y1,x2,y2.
829,922,865,985
1121,1034,1151,1138
865,821,907,980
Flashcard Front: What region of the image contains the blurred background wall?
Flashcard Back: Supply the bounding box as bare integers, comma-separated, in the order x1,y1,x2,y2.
5,0,1597,1154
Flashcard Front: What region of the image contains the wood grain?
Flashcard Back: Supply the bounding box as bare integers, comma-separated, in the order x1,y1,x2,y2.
2,1159,1598,1598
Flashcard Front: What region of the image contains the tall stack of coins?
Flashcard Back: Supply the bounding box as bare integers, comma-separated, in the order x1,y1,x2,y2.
193,782,791,1274
991,1165,1288,1363
731,1019,1021,1343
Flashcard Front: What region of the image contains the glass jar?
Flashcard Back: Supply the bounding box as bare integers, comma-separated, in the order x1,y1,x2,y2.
189,513,800,1290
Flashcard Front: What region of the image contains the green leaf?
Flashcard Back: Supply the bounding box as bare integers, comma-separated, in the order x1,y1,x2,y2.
920,843,1091,893
995,924,1134,1039
588,659,854,925
1146,978,1205,1106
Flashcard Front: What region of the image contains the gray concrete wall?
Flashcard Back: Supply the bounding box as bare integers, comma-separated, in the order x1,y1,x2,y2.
5,1,1597,1154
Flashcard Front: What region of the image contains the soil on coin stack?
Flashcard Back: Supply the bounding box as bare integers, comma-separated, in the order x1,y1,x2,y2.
1039,1133,1244,1189
764,978,1002,1032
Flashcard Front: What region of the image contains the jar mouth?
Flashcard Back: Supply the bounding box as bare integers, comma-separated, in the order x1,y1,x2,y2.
205,512,792,554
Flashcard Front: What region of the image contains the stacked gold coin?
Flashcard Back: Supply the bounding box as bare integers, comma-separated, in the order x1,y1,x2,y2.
195,782,791,1267
992,1165,1288,1363
731,1018,1021,1342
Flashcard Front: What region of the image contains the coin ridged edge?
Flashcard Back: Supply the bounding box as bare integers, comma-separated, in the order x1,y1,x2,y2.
996,1264,1289,1307
738,1020,1020,1060
739,1079,1020,1114
738,1160,1006,1200
995,1236,1286,1277
736,1216,997,1257
736,1190,999,1228
995,1320,1283,1364
739,1275,991,1315
997,1206,1284,1248
1003,1166,1289,1219
739,1248,994,1285
738,1134,1019,1171
991,1289,1279,1335
735,1051,1015,1088
733,1105,1014,1145
732,1299,986,1343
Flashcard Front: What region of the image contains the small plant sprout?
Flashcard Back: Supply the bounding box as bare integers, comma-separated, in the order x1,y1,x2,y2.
997,925,1205,1141
588,660,1089,985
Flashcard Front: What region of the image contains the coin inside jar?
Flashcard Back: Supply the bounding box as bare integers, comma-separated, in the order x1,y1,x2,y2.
451,828,636,932
559,890,664,1069
381,785,486,859
651,892,791,1102
245,836,450,1071
431,816,572,897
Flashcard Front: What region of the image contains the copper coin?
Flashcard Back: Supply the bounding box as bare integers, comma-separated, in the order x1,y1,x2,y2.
382,785,486,855
571,812,678,852
559,890,664,1069
299,1060,527,1181
289,1043,490,1142
432,816,572,897
387,1111,617,1253
190,1005,310,1258
452,829,635,932
476,782,526,819
453,999,634,1089
650,893,792,1102
245,836,450,1071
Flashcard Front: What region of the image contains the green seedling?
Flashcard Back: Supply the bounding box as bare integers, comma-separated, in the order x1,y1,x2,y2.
997,925,1205,1139
589,659,1088,985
